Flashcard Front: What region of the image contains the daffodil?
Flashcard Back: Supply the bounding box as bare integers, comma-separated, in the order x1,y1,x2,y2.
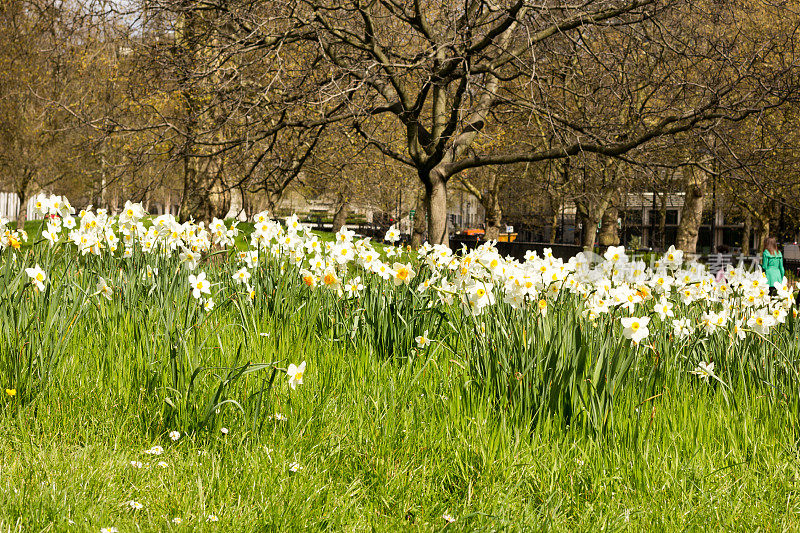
233,267,251,285
25,264,47,291
691,361,715,382
415,330,431,348
620,316,650,344
96,277,113,301
188,272,211,299
287,361,306,389
392,262,415,285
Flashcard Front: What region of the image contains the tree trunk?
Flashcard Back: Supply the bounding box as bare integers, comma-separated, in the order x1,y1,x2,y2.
180,156,221,222
575,187,614,252
658,193,668,250
332,196,350,233
755,214,770,253
547,194,560,244
598,206,619,246
16,187,27,230
581,215,601,251
675,164,708,254
742,212,752,255
425,173,448,246
549,216,558,244
225,187,245,221
483,174,503,241
411,189,427,248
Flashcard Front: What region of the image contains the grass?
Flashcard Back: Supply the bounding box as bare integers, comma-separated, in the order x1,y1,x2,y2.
2,216,800,531
3,351,799,531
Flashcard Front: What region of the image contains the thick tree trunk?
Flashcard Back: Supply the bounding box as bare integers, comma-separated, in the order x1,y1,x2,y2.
742,212,752,255
425,174,448,246
180,156,223,222
576,187,614,252
332,197,350,233
598,206,619,246
675,164,708,253
411,189,427,248
225,187,246,221
581,215,601,251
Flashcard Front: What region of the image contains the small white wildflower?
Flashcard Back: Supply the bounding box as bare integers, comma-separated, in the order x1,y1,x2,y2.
206,514,219,522
289,461,302,473
156,461,168,468
128,500,143,510
443,513,456,523
220,427,229,435
169,430,180,441
130,460,143,469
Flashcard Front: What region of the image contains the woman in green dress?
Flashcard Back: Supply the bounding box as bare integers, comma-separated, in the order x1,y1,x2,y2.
761,237,785,296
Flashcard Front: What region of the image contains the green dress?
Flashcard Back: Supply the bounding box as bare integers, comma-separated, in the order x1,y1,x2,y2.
761,250,785,287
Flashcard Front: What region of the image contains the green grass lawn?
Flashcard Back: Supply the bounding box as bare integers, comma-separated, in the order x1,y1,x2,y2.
2,337,799,531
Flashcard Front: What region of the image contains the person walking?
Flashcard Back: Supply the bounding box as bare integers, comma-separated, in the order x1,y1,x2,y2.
762,237,785,296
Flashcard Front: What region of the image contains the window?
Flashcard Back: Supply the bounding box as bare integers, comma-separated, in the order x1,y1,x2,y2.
665,210,678,225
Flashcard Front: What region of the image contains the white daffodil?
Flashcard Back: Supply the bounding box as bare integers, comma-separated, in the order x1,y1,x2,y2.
384,225,400,243
25,264,47,291
233,267,251,285
691,361,715,382
655,298,674,321
96,277,113,301
287,361,306,390
415,330,431,348
747,312,776,335
620,316,650,344
345,277,364,297
188,272,211,299
672,317,693,338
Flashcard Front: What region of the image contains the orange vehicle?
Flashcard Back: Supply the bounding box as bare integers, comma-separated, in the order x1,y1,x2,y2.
458,228,485,237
